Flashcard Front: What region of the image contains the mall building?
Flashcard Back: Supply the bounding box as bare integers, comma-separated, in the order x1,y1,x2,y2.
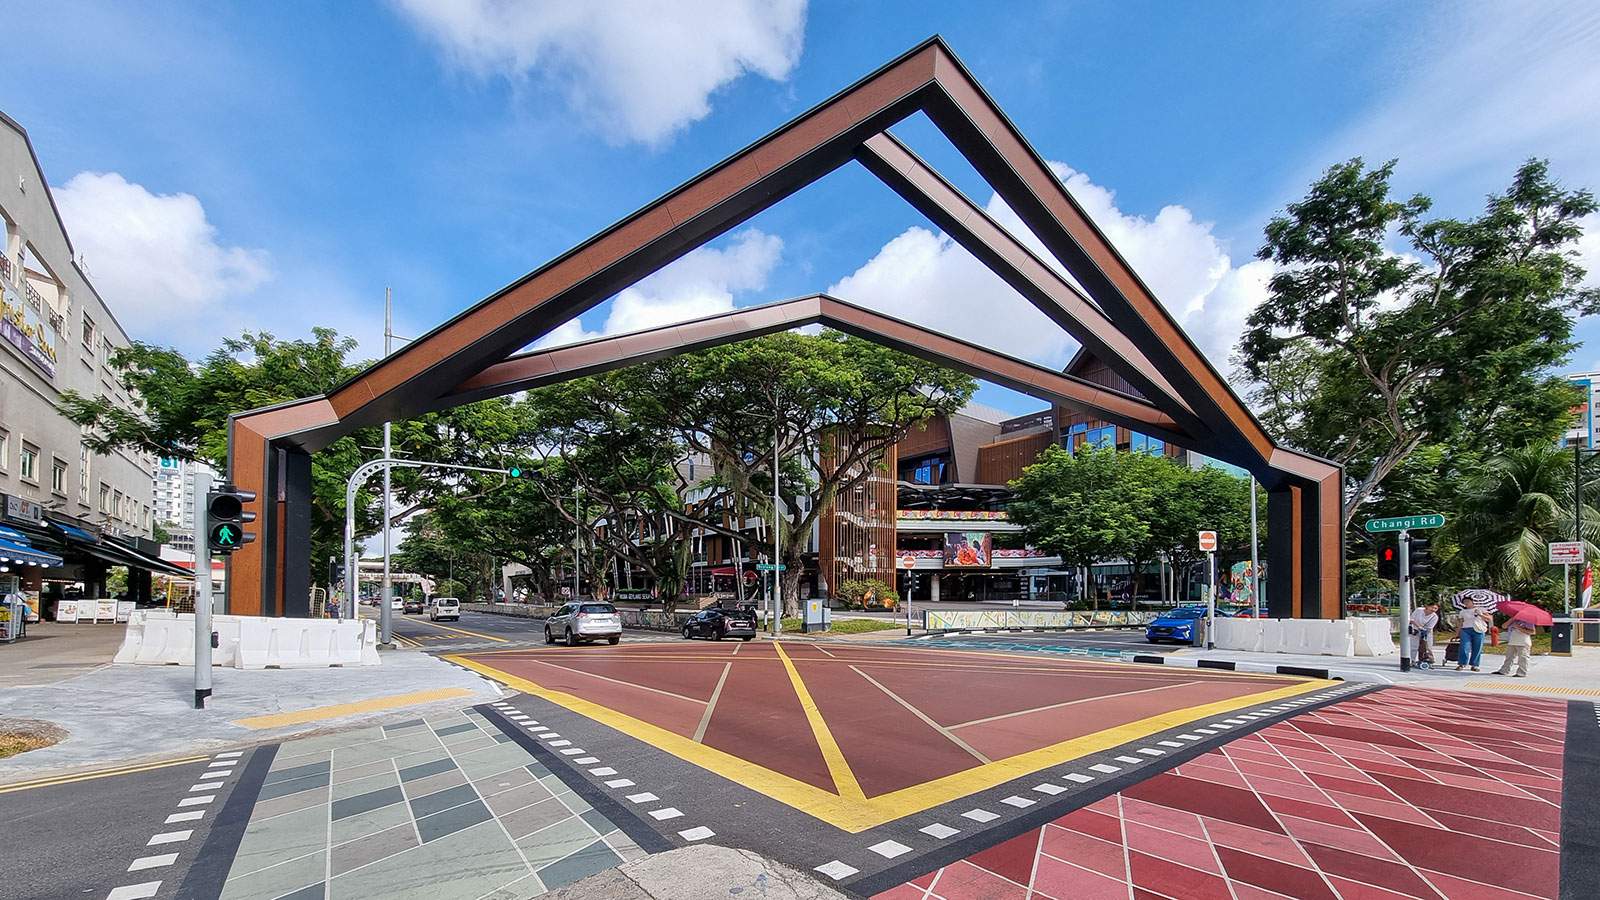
0,109,186,613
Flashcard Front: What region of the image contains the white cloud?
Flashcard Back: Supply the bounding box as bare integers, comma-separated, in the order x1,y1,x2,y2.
535,228,783,348
1578,213,1600,289
391,0,808,144
829,164,1270,375
54,171,272,338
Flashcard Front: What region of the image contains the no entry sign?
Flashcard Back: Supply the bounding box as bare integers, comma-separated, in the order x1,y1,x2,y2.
1198,531,1218,553
901,556,916,569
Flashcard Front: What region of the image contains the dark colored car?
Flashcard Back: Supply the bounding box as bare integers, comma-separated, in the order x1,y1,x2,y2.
1145,606,1230,643
402,597,425,614
682,607,758,642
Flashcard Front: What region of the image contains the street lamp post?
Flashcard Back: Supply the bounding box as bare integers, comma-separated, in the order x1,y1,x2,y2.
574,487,582,601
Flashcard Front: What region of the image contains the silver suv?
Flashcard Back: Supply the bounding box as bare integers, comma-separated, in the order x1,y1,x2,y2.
545,602,622,646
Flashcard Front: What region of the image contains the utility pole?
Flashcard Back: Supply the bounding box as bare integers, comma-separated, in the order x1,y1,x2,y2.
772,399,782,635
1249,477,1261,615
1398,530,1412,673
380,287,394,647
573,488,582,601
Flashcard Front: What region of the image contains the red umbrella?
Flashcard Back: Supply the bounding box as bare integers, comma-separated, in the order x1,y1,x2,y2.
1496,600,1554,626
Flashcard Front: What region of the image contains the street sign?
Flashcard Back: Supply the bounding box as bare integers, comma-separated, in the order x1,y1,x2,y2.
1550,541,1584,565
1365,513,1445,533
1197,531,1217,552
755,564,787,571
901,556,916,569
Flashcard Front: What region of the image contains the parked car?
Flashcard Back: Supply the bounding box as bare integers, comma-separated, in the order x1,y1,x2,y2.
390,597,404,611
402,597,425,614
1145,606,1229,644
429,597,460,622
682,607,757,642
545,601,621,646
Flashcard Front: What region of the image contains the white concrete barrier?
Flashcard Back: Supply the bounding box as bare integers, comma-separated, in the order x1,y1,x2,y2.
115,610,378,668
1352,617,1398,656
1212,617,1263,652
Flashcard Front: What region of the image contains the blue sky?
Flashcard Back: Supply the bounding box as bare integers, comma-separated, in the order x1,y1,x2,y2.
5,0,1599,416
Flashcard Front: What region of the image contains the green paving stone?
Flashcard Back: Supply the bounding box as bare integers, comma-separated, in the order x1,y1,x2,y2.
473,766,537,799
397,757,458,782
432,722,479,737
550,787,592,815
538,840,624,892
423,711,471,726
409,783,478,818
220,850,325,900
446,736,497,755
384,747,454,774
330,759,396,785
328,819,526,900
455,743,535,780
332,731,442,768
330,771,400,802
231,805,329,879
330,797,413,847
284,728,386,755
416,799,492,843
331,785,406,821
483,780,553,817
470,873,545,900
330,822,419,877
264,761,332,784
496,796,577,841
525,761,552,778
515,816,601,872
258,772,330,802
275,884,326,900
267,748,333,771
249,786,330,823
606,830,647,863
402,768,468,800
579,809,615,835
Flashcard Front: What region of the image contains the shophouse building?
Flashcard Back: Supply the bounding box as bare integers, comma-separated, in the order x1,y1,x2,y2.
0,110,186,612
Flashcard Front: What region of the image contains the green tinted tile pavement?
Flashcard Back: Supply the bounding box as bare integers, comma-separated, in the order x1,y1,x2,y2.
218,706,636,900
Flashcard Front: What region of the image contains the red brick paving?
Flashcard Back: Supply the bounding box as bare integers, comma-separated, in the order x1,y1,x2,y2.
875,687,1566,900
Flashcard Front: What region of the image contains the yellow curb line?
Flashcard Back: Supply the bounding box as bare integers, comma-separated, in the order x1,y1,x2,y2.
0,754,211,795
232,687,477,729
1464,681,1600,697
401,618,508,642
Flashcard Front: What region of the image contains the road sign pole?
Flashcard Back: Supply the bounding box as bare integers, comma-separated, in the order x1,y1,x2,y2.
1398,530,1411,673
1566,563,1572,618
194,471,213,709
1206,550,1216,650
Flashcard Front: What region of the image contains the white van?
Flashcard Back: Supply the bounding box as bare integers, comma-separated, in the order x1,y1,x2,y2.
429,597,460,622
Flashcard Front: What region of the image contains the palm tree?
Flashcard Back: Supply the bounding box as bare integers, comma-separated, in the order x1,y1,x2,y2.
1451,444,1600,589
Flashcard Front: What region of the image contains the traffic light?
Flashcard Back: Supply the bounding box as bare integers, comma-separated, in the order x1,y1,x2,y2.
1408,535,1433,581
508,466,522,478
206,484,257,554
1377,544,1400,580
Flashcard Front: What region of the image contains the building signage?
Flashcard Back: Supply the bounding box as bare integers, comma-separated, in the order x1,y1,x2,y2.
1549,541,1584,565
943,532,992,568
0,281,58,379
2,494,44,524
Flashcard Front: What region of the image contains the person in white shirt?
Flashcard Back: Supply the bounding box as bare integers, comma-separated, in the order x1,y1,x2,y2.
1496,616,1535,677
1456,605,1492,671
1409,602,1439,668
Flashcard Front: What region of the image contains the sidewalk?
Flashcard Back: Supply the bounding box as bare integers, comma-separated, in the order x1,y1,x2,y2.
1165,644,1600,698
0,648,503,781
0,620,124,688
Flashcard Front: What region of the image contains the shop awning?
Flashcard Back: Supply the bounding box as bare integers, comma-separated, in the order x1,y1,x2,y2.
0,535,63,568
53,522,100,543
95,539,193,578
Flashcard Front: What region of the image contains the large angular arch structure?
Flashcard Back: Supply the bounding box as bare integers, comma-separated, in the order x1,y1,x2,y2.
227,37,1343,619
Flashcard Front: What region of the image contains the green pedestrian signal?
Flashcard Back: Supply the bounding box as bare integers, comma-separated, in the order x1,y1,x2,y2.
509,467,522,478
206,484,257,554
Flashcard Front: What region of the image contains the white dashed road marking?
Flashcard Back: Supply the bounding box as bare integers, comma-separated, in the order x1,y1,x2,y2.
814,861,859,880
920,823,960,839
127,853,178,872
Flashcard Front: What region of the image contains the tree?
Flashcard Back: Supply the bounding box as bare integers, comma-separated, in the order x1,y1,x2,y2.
1237,158,1597,528
58,329,384,574
1450,444,1600,593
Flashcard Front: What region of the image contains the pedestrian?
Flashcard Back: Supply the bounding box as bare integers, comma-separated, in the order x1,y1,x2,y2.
1410,602,1439,668
1496,616,1535,677
1456,604,1491,671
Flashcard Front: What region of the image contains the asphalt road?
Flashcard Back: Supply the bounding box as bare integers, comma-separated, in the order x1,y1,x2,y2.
383,609,673,653
0,747,265,900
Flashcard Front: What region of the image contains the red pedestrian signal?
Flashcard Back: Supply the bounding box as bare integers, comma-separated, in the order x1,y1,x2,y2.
1377,545,1400,580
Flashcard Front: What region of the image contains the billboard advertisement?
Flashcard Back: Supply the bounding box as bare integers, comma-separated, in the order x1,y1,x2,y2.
943,532,992,568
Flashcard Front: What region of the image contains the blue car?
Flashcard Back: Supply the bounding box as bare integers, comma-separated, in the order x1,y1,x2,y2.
1145,606,1229,644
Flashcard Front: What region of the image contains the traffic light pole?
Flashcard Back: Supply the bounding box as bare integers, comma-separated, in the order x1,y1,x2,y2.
194,471,213,708
343,458,521,642
1398,530,1412,673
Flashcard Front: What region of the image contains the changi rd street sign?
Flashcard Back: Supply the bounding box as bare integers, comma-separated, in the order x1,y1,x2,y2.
1364,513,1446,533
1549,541,1584,565
756,564,787,571
1197,531,1217,553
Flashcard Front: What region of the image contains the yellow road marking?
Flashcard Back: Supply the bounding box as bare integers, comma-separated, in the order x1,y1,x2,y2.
450,652,1331,832
851,665,989,764
949,681,1182,730
1465,681,1600,697
695,663,734,743
515,657,709,706
0,754,211,794
232,687,476,729
774,642,867,801
390,633,424,648
403,618,508,642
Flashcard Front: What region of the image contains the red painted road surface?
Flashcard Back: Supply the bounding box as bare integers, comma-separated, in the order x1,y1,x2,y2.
873,687,1566,900
463,641,1317,797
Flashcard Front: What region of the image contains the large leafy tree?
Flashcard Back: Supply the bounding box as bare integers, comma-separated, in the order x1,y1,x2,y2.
58,329,382,574
1237,158,1597,527
1450,444,1600,595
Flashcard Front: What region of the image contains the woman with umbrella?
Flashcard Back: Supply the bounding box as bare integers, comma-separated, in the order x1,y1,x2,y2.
1450,589,1501,672
1495,600,1551,678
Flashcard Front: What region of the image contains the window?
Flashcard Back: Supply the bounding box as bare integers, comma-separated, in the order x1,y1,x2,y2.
100,483,111,514
52,458,66,493
0,431,7,470
79,443,91,504
82,314,95,348
19,444,37,481
100,336,114,369
114,490,124,520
